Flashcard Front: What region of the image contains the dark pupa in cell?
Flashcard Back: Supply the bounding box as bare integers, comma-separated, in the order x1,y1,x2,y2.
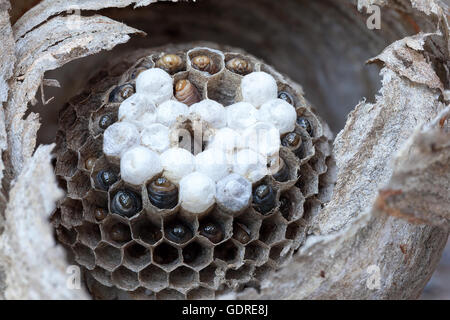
191,55,217,74
200,221,224,243
233,222,251,244
272,158,290,183
165,222,193,244
110,223,131,243
278,91,294,105
147,177,178,209
85,157,96,171
155,54,184,74
98,114,114,130
296,117,313,136
96,170,118,191
108,83,135,103
111,190,142,218
279,195,292,220
174,79,201,106
94,208,108,221
226,57,251,75
253,184,276,215
281,132,302,150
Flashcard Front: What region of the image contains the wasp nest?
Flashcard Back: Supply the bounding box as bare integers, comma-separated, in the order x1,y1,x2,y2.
52,45,334,300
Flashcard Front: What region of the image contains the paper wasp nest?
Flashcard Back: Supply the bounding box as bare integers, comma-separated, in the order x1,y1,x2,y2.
52,44,334,300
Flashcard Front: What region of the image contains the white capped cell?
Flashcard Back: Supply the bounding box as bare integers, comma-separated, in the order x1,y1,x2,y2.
226,102,258,131
195,148,230,182
156,100,189,127
120,146,162,185
140,123,170,153
258,98,297,134
242,122,281,157
232,148,268,183
189,99,227,128
160,147,195,184
118,93,156,126
103,122,140,158
135,68,173,105
216,173,252,213
240,72,277,108
207,127,242,155
179,172,216,214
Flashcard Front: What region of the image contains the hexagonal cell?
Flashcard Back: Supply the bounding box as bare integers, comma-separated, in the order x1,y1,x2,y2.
90,267,113,287
108,185,143,219
73,243,95,270
276,81,301,108
317,157,337,203
224,52,255,76
155,288,185,300
82,190,109,223
244,241,269,266
285,220,305,242
101,217,132,246
169,266,197,289
130,217,162,245
232,210,261,244
163,213,196,245
66,117,89,151
128,287,155,300
90,104,119,136
198,209,232,244
225,263,254,282
76,222,101,248
199,263,219,288
123,242,151,272
112,266,140,291
108,83,135,103
86,274,118,300
67,171,91,199
91,157,120,192
55,150,78,178
56,175,68,193
186,286,215,300
55,226,77,246
278,187,305,222
206,71,240,105
258,215,287,246
78,135,103,172
94,242,122,271
60,198,83,228
303,198,322,221
253,263,275,282
269,241,293,266
214,239,243,265
153,241,181,268
296,164,318,198
252,182,278,216
152,52,186,75
139,265,168,291
187,47,224,76
182,240,213,270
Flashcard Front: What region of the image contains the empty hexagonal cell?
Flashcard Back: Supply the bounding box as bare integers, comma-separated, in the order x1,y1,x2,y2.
73,243,95,270
123,242,151,272
131,217,162,245
186,286,215,300
76,222,101,248
297,164,318,198
95,242,122,271
199,264,219,288
303,198,322,221
112,266,140,291
258,215,287,246
90,267,113,287
225,263,254,282
101,218,132,246
244,241,269,266
317,157,337,203
55,150,78,178
56,176,68,193
153,241,181,268
163,214,196,245
86,274,118,300
78,136,103,172
82,190,109,223
66,117,89,151
139,265,168,291
182,240,213,269
269,241,293,266
60,198,83,228
214,239,243,265
155,288,185,300
285,220,305,242
55,226,77,246
279,187,305,222
67,171,91,199
253,263,275,282
169,266,197,289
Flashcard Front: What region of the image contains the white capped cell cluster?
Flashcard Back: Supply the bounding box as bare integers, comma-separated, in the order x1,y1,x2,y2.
103,68,297,214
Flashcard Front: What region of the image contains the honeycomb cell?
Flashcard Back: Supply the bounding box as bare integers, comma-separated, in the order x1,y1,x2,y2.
76,222,102,248
82,190,109,223
182,240,213,269
91,157,120,191
164,214,196,245
55,149,78,178
278,187,305,222
198,210,231,244
73,243,95,270
258,215,287,246
94,242,122,271
78,136,103,172
112,266,140,291
130,217,162,245
153,241,181,268
60,198,83,228
232,210,261,244
169,266,197,289
129,287,155,300
108,185,143,219
101,218,132,246
155,288,185,300
55,226,77,246
123,242,151,272
66,117,89,151
91,267,113,287
186,286,215,300
269,241,293,266
139,265,168,291
199,263,219,288
188,47,224,76
90,104,119,136
214,239,243,265
67,171,91,199
253,263,275,282
206,71,240,106
244,241,269,266
285,220,304,242
225,262,254,282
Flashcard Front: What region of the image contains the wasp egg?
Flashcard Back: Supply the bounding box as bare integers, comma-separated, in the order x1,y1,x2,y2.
226,57,251,75
140,123,170,153
110,224,131,243
174,79,201,106
258,99,297,134
195,148,230,182
111,190,142,218
216,173,252,213
226,102,258,131
253,184,276,215
165,222,193,244
160,148,195,184
179,172,216,214
189,99,227,129
200,221,223,243
85,157,96,171
156,100,189,127
94,208,108,221
103,122,140,158
118,93,156,126
192,55,216,74
240,72,277,108
233,222,251,244
120,146,162,185
96,170,118,191
296,117,313,136
98,114,115,130
232,149,268,183
147,177,178,209
155,54,184,74
242,122,281,158
109,83,135,103
278,91,294,105
135,68,173,105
